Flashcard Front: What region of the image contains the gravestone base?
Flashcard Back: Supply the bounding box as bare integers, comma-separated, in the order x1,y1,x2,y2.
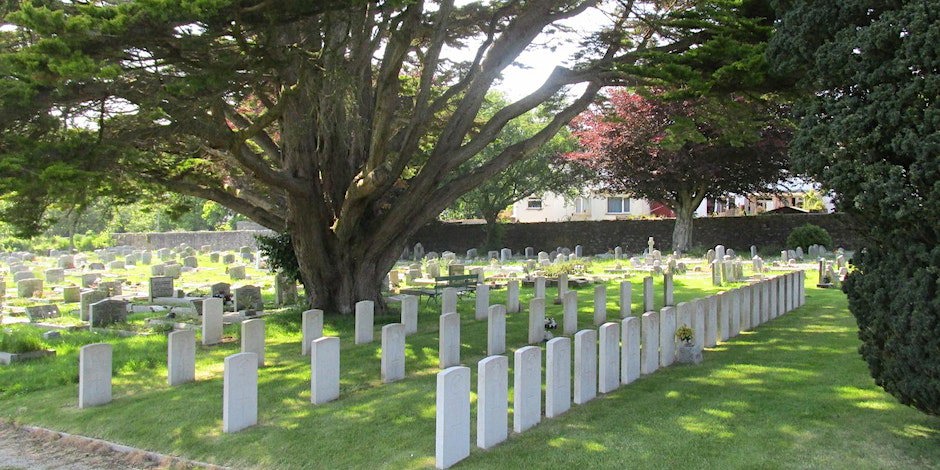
676,344,702,365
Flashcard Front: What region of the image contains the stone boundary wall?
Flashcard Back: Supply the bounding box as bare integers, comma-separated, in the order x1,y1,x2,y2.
110,213,859,255
112,230,274,251
412,213,860,255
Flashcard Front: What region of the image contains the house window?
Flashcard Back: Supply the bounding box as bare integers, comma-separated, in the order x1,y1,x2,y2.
574,197,588,213
606,197,629,214
526,198,543,210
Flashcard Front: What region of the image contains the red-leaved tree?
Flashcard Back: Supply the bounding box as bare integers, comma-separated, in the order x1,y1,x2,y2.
568,89,791,252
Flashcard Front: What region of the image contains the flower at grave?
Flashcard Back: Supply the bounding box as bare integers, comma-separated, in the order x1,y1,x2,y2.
675,325,694,345
544,317,558,330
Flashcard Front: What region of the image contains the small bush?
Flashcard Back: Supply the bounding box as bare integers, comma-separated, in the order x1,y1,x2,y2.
0,327,48,353
786,224,833,250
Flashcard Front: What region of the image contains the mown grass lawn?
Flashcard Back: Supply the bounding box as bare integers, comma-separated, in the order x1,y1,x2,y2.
0,272,937,469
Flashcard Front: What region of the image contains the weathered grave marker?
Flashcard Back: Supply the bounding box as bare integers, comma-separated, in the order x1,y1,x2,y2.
477,355,508,450
79,343,112,408
222,352,258,433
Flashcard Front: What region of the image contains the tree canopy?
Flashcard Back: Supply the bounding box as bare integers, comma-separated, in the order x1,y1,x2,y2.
769,0,939,415
443,99,586,250
0,0,769,313
568,88,791,251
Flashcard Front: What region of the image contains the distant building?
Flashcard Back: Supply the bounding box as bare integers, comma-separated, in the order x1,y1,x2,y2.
511,192,653,222
510,180,835,223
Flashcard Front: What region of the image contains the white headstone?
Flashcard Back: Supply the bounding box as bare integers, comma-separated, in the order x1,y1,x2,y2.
311,336,340,404
440,287,457,315
598,322,620,394
641,312,659,375
381,323,406,383
717,291,730,341
222,352,258,433
593,284,607,326
202,297,223,346
750,285,761,328
557,273,568,300
301,309,324,355
506,280,520,313
676,301,692,332
727,288,740,338
740,285,752,331
692,299,706,353
545,337,571,418
659,307,676,367
168,330,196,386
574,329,598,404
621,317,641,384
79,343,112,408
476,355,508,450
439,312,460,369
534,276,546,299
475,284,489,320
500,248,512,263
761,279,771,324
241,319,265,367
513,346,542,433
528,297,546,344
563,290,578,335
769,277,779,319
643,276,655,311
777,275,786,317
619,281,632,318
435,366,470,469
355,300,374,344
663,273,674,306
401,296,419,335
487,305,507,356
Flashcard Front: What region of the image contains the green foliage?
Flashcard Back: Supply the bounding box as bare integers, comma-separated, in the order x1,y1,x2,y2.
256,232,301,283
675,324,694,344
770,0,940,415
541,260,592,277
801,189,824,212
0,326,47,354
786,224,832,250
443,97,589,250
845,245,940,417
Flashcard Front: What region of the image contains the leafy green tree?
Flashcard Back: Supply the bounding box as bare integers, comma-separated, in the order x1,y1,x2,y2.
569,89,791,252
769,0,940,415
801,189,824,212
0,1,749,313
443,103,586,250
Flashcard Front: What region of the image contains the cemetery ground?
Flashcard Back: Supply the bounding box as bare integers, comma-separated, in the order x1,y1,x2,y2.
0,255,938,469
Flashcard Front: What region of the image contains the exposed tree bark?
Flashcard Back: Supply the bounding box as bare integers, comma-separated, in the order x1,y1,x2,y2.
668,190,706,253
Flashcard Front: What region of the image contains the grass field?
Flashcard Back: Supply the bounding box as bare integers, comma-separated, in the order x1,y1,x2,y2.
0,270,937,469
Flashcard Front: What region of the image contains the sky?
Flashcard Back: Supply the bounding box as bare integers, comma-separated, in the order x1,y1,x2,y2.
449,3,612,100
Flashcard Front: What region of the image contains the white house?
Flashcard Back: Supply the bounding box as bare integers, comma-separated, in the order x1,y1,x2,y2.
511,192,654,223
510,179,835,223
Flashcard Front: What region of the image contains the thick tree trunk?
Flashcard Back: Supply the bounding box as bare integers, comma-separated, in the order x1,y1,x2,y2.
672,208,693,253
483,213,501,251
287,193,403,315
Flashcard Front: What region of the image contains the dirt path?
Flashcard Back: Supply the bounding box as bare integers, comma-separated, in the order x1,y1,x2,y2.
0,423,220,470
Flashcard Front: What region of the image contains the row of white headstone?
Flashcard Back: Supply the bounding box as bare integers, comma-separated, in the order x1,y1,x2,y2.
434,270,806,469
75,271,804,440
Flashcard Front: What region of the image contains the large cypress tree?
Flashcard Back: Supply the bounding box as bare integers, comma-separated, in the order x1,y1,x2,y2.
0,1,699,314
769,1,939,415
